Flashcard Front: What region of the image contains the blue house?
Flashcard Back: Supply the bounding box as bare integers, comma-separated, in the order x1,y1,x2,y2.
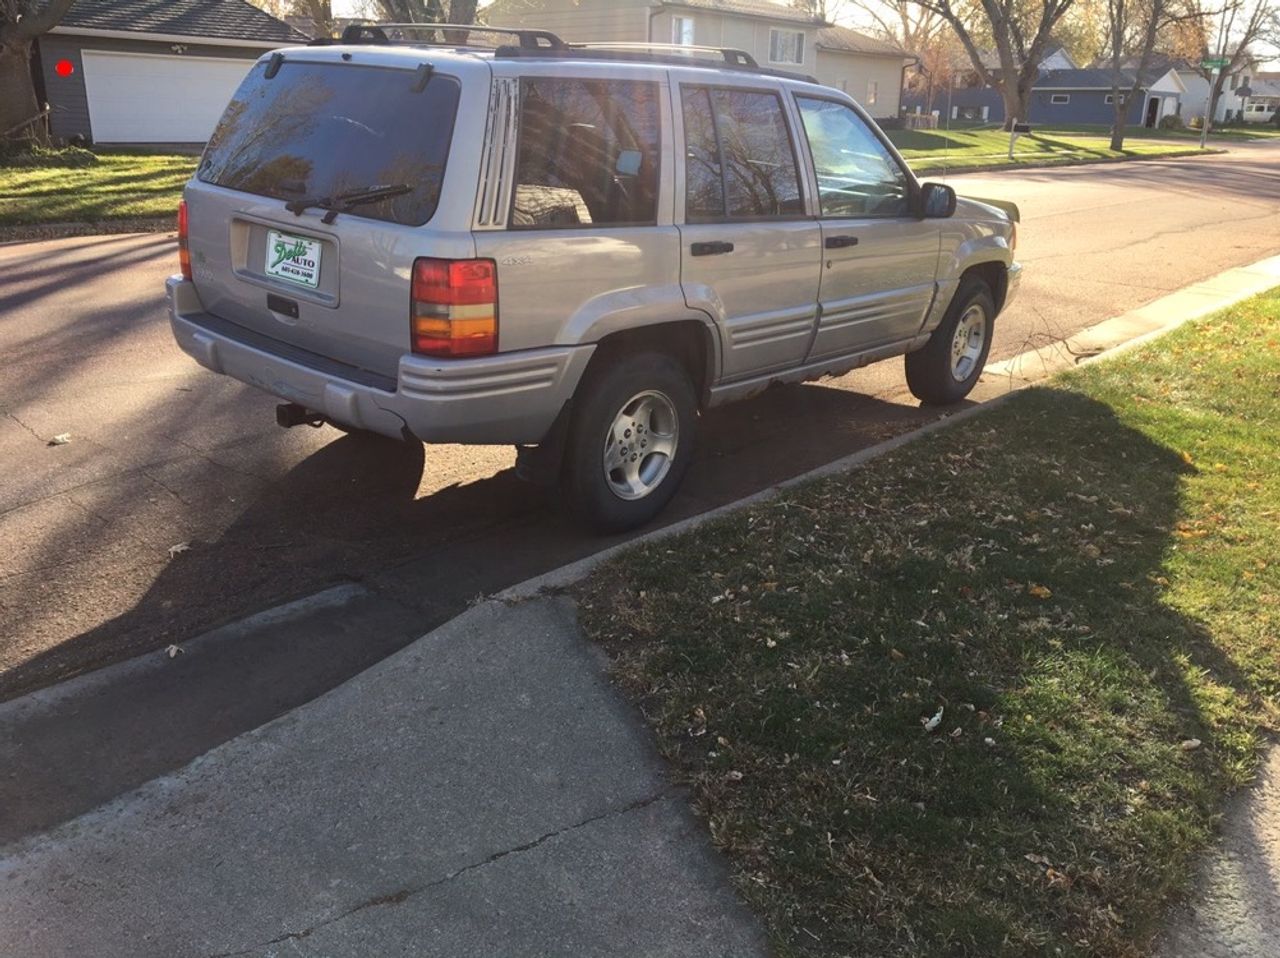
904,59,1187,128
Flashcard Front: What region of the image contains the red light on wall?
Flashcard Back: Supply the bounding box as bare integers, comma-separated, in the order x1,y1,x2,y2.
55,59,75,77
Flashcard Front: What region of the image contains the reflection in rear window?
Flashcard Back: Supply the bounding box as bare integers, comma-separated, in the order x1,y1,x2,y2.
198,61,460,227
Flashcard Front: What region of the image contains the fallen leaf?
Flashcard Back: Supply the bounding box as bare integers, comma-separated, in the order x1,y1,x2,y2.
889,648,905,661
168,542,191,558
1025,853,1051,866
922,706,944,732
48,433,72,446
1027,583,1053,600
1180,738,1202,751
166,644,183,659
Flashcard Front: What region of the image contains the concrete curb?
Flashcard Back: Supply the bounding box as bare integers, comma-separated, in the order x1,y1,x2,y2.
913,145,1227,178
0,218,174,244
0,584,368,720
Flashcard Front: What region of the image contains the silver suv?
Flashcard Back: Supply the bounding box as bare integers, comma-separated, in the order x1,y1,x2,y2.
168,26,1021,532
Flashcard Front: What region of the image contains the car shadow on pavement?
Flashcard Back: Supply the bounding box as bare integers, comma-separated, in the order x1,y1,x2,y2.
1,377,943,844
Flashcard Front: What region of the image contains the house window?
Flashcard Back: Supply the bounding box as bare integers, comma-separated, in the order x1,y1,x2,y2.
1104,94,1127,104
768,28,804,65
1050,94,1070,104
671,15,694,46
866,80,878,105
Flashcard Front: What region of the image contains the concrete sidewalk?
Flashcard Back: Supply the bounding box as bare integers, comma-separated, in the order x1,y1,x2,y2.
0,597,768,958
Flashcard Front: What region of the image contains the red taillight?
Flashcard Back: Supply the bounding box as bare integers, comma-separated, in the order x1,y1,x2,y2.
410,258,498,357
177,200,192,281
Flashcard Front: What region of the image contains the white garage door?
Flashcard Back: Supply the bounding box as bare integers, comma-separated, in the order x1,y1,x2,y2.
81,49,256,143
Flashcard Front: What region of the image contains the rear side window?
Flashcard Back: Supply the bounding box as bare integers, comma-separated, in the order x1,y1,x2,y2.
680,86,803,221
512,77,661,229
198,61,460,227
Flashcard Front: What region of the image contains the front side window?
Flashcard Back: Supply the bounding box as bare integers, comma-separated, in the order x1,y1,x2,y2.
769,29,805,65
672,15,694,45
681,86,804,220
796,96,909,218
512,77,660,229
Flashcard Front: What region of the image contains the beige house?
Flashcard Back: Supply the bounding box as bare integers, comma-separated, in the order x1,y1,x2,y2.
813,24,909,117
486,0,911,116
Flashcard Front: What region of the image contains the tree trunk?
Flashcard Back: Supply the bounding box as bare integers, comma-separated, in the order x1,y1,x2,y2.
1109,98,1127,150
999,86,1024,131
0,40,44,146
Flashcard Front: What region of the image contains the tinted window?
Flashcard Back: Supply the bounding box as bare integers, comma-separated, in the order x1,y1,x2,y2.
199,62,459,227
681,87,803,221
512,77,660,229
796,97,909,218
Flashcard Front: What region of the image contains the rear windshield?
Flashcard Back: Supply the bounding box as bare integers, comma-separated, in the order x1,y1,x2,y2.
197,61,460,227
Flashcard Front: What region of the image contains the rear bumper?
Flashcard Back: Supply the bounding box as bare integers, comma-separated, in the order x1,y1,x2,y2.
167,277,594,444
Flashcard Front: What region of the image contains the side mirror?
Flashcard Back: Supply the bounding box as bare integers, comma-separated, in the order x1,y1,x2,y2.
920,182,956,219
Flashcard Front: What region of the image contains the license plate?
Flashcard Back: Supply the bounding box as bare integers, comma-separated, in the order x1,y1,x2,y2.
265,230,321,288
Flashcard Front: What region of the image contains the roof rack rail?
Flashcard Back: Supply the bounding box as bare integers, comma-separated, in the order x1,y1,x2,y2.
570,41,758,68
307,22,566,50
493,40,817,83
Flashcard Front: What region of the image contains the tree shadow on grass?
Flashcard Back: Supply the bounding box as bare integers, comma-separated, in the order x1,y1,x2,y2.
580,386,1275,958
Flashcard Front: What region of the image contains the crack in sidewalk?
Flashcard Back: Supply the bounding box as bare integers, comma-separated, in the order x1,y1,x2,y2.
205,788,676,958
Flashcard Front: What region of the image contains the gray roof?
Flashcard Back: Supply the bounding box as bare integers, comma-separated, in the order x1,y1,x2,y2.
661,0,821,25
1037,67,1166,90
61,0,309,43
814,24,906,59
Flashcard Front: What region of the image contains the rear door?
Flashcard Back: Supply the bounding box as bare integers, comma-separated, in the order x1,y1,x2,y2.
792,95,941,361
675,79,821,381
186,56,471,382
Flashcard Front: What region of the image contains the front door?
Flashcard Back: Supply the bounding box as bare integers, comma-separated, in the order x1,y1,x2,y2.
1145,96,1161,127
793,95,941,361
676,82,822,381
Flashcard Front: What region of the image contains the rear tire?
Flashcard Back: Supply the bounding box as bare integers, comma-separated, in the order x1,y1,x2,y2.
905,277,995,406
561,352,698,534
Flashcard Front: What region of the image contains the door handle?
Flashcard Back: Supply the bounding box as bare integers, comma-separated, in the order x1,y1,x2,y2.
824,235,859,249
691,241,734,256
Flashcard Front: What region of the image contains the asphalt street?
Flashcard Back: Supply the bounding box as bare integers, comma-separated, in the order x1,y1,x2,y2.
2,143,1278,841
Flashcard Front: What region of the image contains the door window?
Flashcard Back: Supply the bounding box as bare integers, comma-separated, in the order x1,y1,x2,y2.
795,96,909,218
512,77,660,229
680,86,804,221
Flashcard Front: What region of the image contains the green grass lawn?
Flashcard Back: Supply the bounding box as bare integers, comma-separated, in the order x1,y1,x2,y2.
887,125,1221,172
578,292,1280,957
0,152,197,226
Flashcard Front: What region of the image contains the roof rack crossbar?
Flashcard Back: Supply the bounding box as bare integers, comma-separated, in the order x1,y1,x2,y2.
568,41,758,68
312,22,566,50
493,43,816,84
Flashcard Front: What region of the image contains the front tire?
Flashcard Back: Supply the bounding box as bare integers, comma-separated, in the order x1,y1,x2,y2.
561,352,698,533
905,277,995,405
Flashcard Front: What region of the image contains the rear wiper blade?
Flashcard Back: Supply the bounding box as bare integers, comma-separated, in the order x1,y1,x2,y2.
284,184,414,223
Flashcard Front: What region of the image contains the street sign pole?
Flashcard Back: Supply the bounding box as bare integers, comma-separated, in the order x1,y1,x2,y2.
1198,62,1226,150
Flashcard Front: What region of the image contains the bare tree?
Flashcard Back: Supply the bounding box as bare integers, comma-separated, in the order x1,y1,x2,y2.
1100,0,1208,150
1,0,77,145
370,0,479,24
1183,0,1276,137
907,0,1079,128
293,0,335,38
852,1,964,113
